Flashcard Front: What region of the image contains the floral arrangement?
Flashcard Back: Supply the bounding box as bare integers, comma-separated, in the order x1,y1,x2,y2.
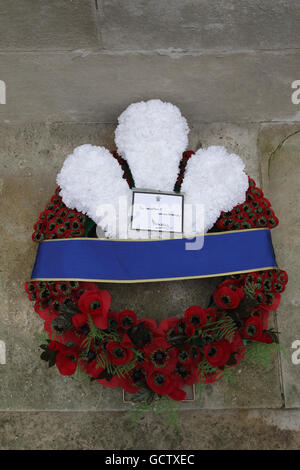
25,100,288,406
25,176,287,403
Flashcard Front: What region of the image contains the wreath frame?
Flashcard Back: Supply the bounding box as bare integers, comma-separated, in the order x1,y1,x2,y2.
25,151,288,404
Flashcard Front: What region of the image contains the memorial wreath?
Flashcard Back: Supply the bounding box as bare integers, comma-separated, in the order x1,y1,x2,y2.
25,100,288,406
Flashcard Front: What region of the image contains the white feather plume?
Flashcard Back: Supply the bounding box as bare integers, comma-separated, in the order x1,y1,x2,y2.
115,99,189,191
181,146,249,235
56,144,131,238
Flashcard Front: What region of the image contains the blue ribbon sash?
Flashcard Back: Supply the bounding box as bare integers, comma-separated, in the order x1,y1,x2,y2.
30,229,277,283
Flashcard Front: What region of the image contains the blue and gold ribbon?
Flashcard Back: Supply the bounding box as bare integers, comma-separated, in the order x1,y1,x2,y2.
30,228,277,283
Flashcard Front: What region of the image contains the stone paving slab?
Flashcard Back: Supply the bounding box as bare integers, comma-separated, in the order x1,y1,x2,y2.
0,51,300,123
1,409,300,450
99,0,300,52
0,121,284,410
259,124,300,407
0,0,99,51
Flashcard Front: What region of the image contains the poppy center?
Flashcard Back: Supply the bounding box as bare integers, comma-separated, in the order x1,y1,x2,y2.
153,350,167,364
178,351,189,362
154,374,166,386
90,300,101,311
246,325,257,336
133,369,144,381
79,323,90,335
177,364,187,377
109,318,118,329
114,348,125,358
66,354,75,362
208,346,217,358
191,315,200,325
87,350,96,361
221,295,231,305
122,316,134,327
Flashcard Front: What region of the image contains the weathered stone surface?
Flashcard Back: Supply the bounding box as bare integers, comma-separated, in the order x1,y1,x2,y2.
0,0,99,50
100,0,300,51
0,121,283,411
1,409,300,450
189,123,261,183
0,51,300,123
259,125,300,408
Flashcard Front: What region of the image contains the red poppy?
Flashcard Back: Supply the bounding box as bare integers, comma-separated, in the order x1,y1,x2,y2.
185,324,196,337
184,306,207,329
84,359,105,379
72,289,111,330
241,316,263,341
203,339,232,367
24,281,37,296
43,312,59,336
72,313,87,328
176,346,192,366
230,332,245,365
97,375,122,389
265,292,281,311
259,197,271,209
107,311,120,330
205,307,218,323
118,310,137,329
78,282,99,292
276,270,288,286
139,318,157,330
172,363,200,387
121,333,133,348
106,341,134,366
189,344,202,365
213,286,244,309
48,340,64,352
34,301,51,320
218,278,244,289
249,305,271,329
147,370,173,395
43,309,85,348
157,317,181,342
78,289,110,316
49,341,79,376
168,387,187,401
143,338,177,372
120,366,146,393
259,332,275,344
255,291,266,304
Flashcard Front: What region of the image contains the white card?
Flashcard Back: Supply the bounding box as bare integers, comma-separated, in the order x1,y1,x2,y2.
131,190,184,233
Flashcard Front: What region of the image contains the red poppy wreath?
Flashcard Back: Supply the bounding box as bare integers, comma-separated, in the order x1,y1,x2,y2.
25,100,288,404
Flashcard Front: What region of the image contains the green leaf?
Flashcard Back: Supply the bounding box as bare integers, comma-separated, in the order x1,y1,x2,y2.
245,341,285,371
40,351,49,361
84,216,96,237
